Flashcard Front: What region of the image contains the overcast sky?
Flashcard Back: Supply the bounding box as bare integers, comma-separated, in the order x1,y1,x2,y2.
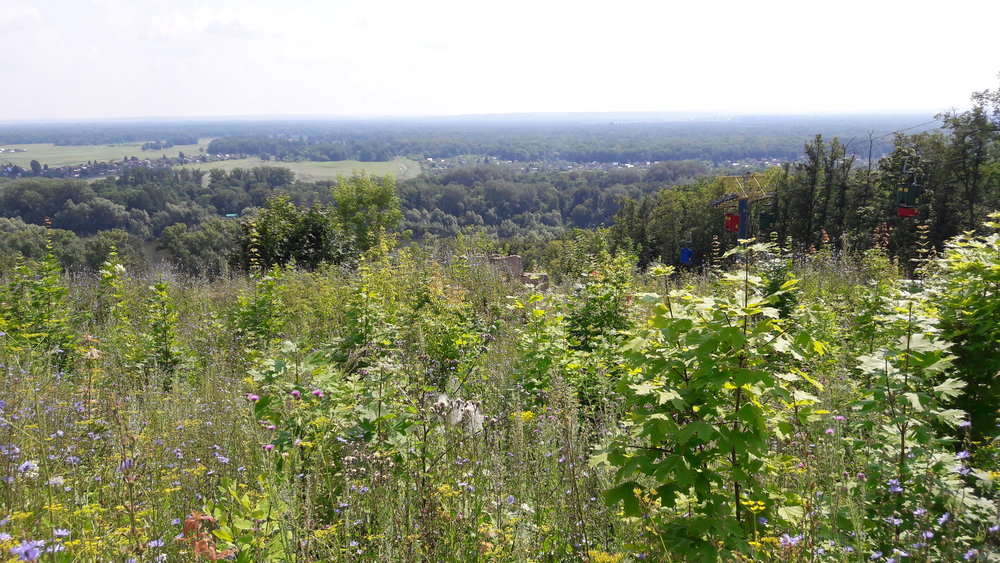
1,0,997,121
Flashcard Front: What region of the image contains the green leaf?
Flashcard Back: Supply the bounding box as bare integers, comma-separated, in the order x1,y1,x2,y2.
233,517,253,530
902,392,923,411
629,381,659,396
677,421,715,444
604,481,642,516
933,378,966,399
589,452,609,468
777,505,804,524
933,408,968,427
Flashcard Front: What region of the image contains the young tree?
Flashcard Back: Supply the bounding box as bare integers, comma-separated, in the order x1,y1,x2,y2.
332,172,402,253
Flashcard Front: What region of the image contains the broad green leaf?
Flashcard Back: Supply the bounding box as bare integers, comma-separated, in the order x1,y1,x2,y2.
677,421,715,444
604,481,642,516
778,505,804,524
933,378,966,399
902,392,923,411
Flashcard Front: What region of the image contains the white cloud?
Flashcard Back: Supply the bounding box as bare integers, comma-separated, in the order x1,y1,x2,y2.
0,1,41,28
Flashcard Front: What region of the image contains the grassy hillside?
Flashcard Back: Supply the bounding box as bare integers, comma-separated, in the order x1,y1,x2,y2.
0,235,996,561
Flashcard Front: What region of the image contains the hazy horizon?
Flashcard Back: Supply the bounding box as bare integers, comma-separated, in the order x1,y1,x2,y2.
2,0,997,122
0,110,942,127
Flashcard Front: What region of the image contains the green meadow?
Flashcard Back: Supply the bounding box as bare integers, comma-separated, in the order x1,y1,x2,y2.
0,141,422,182
0,141,208,168
177,157,423,182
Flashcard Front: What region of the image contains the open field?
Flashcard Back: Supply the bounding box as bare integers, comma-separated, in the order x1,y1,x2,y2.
0,141,423,181
177,157,423,181
0,141,209,167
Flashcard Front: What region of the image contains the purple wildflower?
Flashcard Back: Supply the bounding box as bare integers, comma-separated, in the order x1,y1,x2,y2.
10,540,46,561
779,534,802,547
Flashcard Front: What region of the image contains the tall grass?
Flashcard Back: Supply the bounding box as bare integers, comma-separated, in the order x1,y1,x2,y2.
0,237,996,561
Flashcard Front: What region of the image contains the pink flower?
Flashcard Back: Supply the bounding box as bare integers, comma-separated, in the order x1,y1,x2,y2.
246,393,259,402
833,415,845,421
312,389,323,398
825,428,835,435
266,425,276,430
291,390,301,398
263,444,274,452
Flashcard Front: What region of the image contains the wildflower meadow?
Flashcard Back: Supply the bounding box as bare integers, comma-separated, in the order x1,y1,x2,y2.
0,220,998,561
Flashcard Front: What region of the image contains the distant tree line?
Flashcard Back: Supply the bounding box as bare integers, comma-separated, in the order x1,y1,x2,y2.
397,161,708,240
1,115,931,163
204,117,919,165
611,85,1000,269
141,137,196,150
0,168,403,277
